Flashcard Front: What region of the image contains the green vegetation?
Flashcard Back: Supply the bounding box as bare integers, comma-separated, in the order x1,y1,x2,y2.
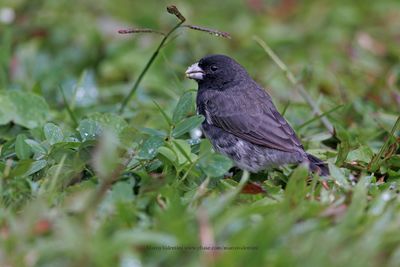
0,0,399,266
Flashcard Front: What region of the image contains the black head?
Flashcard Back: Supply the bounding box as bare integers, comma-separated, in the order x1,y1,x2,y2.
186,54,249,90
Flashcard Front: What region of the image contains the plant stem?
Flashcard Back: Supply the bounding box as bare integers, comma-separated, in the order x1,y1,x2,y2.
236,170,250,192
253,35,335,135
59,85,78,127
368,115,400,171
119,21,184,114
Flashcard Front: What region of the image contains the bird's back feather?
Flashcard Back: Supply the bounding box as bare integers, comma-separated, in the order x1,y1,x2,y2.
197,82,304,154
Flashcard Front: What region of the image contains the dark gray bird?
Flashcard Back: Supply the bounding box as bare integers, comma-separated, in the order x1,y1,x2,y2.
185,54,329,176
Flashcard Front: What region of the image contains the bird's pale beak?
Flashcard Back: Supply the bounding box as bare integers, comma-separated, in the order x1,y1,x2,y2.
185,62,205,80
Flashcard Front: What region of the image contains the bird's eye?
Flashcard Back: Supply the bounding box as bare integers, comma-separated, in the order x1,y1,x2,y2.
210,65,218,71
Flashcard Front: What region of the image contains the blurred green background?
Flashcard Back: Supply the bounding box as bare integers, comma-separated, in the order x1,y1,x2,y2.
3,0,400,111
1,0,400,266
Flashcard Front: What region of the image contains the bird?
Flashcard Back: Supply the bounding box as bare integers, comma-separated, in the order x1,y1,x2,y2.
185,54,329,176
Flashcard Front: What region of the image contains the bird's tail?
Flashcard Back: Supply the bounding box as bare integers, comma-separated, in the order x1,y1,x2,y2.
306,153,329,176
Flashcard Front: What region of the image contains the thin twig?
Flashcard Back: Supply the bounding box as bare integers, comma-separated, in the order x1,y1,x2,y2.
182,25,231,39
253,35,335,135
118,28,165,36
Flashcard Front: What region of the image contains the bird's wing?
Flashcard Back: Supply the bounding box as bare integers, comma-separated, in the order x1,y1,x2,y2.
202,87,303,153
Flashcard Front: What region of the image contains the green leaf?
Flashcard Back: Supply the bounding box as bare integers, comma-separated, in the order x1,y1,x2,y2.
0,90,49,128
111,181,135,202
77,119,102,141
77,114,128,142
87,113,128,135
388,155,400,168
25,139,47,156
44,123,64,145
10,160,32,177
347,146,373,163
139,127,167,137
335,125,351,166
341,175,371,228
172,139,195,165
172,115,204,138
9,159,46,177
199,153,233,177
15,134,32,160
138,136,165,160
329,163,351,190
25,159,47,176
284,165,308,205
0,93,14,125
199,139,213,157
172,91,195,124
0,162,4,173
157,146,177,163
